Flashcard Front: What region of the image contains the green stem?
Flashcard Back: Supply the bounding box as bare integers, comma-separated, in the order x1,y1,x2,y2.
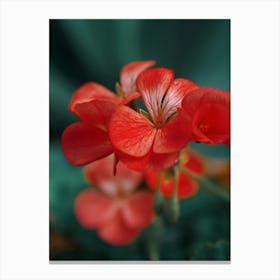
153,171,164,215
181,167,230,202
146,217,163,260
172,164,180,196
166,164,180,224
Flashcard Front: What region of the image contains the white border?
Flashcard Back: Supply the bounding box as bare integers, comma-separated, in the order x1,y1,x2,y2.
0,0,279,279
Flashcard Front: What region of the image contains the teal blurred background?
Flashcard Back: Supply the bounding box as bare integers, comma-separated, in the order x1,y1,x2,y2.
50,19,230,261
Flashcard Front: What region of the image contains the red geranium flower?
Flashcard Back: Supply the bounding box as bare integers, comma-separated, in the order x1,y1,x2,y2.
109,68,199,172
180,87,230,145
74,155,155,245
145,150,205,199
61,60,155,166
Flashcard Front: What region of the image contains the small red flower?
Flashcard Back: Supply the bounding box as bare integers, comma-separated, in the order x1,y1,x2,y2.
145,150,205,199
74,155,155,245
109,68,199,172
180,87,230,145
61,60,155,166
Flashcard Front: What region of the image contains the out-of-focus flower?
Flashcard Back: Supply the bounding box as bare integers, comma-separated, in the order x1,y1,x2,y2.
145,150,205,199
180,87,230,145
61,60,155,166
74,155,155,245
109,68,199,172
205,158,230,188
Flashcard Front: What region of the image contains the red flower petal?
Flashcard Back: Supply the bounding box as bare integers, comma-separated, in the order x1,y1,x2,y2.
83,155,142,196
74,189,117,229
184,150,205,176
153,114,191,154
120,60,156,96
160,78,199,123
97,211,139,245
145,171,198,199
145,150,203,199
136,68,174,123
69,82,119,112
116,149,179,173
194,103,230,144
122,191,154,229
73,99,117,128
145,172,158,192
181,87,230,145
61,122,113,166
109,105,156,157
176,174,199,199
120,91,141,105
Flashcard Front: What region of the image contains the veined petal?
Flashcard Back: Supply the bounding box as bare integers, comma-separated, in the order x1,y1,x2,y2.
122,191,154,229
73,99,117,128
181,87,204,118
136,68,174,123
74,189,117,229
109,105,156,157
160,78,199,122
61,122,113,166
120,60,156,96
153,113,191,154
69,82,119,112
97,211,139,245
83,155,142,197
116,149,179,173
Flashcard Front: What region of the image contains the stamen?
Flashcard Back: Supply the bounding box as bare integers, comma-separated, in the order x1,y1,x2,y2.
115,187,126,200
115,82,125,99
198,121,209,133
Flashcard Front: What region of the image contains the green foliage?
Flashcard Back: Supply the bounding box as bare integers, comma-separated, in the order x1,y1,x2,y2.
191,240,230,260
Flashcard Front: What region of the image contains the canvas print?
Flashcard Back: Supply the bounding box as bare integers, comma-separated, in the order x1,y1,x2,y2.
50,19,230,261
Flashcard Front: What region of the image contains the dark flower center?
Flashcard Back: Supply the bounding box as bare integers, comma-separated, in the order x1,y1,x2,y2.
198,121,209,133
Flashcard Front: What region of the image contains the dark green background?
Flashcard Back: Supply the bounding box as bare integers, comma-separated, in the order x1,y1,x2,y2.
50,19,230,261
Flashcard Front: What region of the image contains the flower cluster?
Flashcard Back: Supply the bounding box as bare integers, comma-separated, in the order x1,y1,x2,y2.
61,60,230,245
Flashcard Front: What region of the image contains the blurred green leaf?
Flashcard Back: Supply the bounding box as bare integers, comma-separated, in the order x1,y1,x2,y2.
191,240,230,260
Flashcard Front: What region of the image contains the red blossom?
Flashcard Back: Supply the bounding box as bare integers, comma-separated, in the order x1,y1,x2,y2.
145,150,205,199
180,87,230,145
61,61,155,166
74,155,155,245
109,68,199,172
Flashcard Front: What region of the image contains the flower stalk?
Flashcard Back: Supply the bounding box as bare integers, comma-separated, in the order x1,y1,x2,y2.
166,164,180,224
153,171,164,215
